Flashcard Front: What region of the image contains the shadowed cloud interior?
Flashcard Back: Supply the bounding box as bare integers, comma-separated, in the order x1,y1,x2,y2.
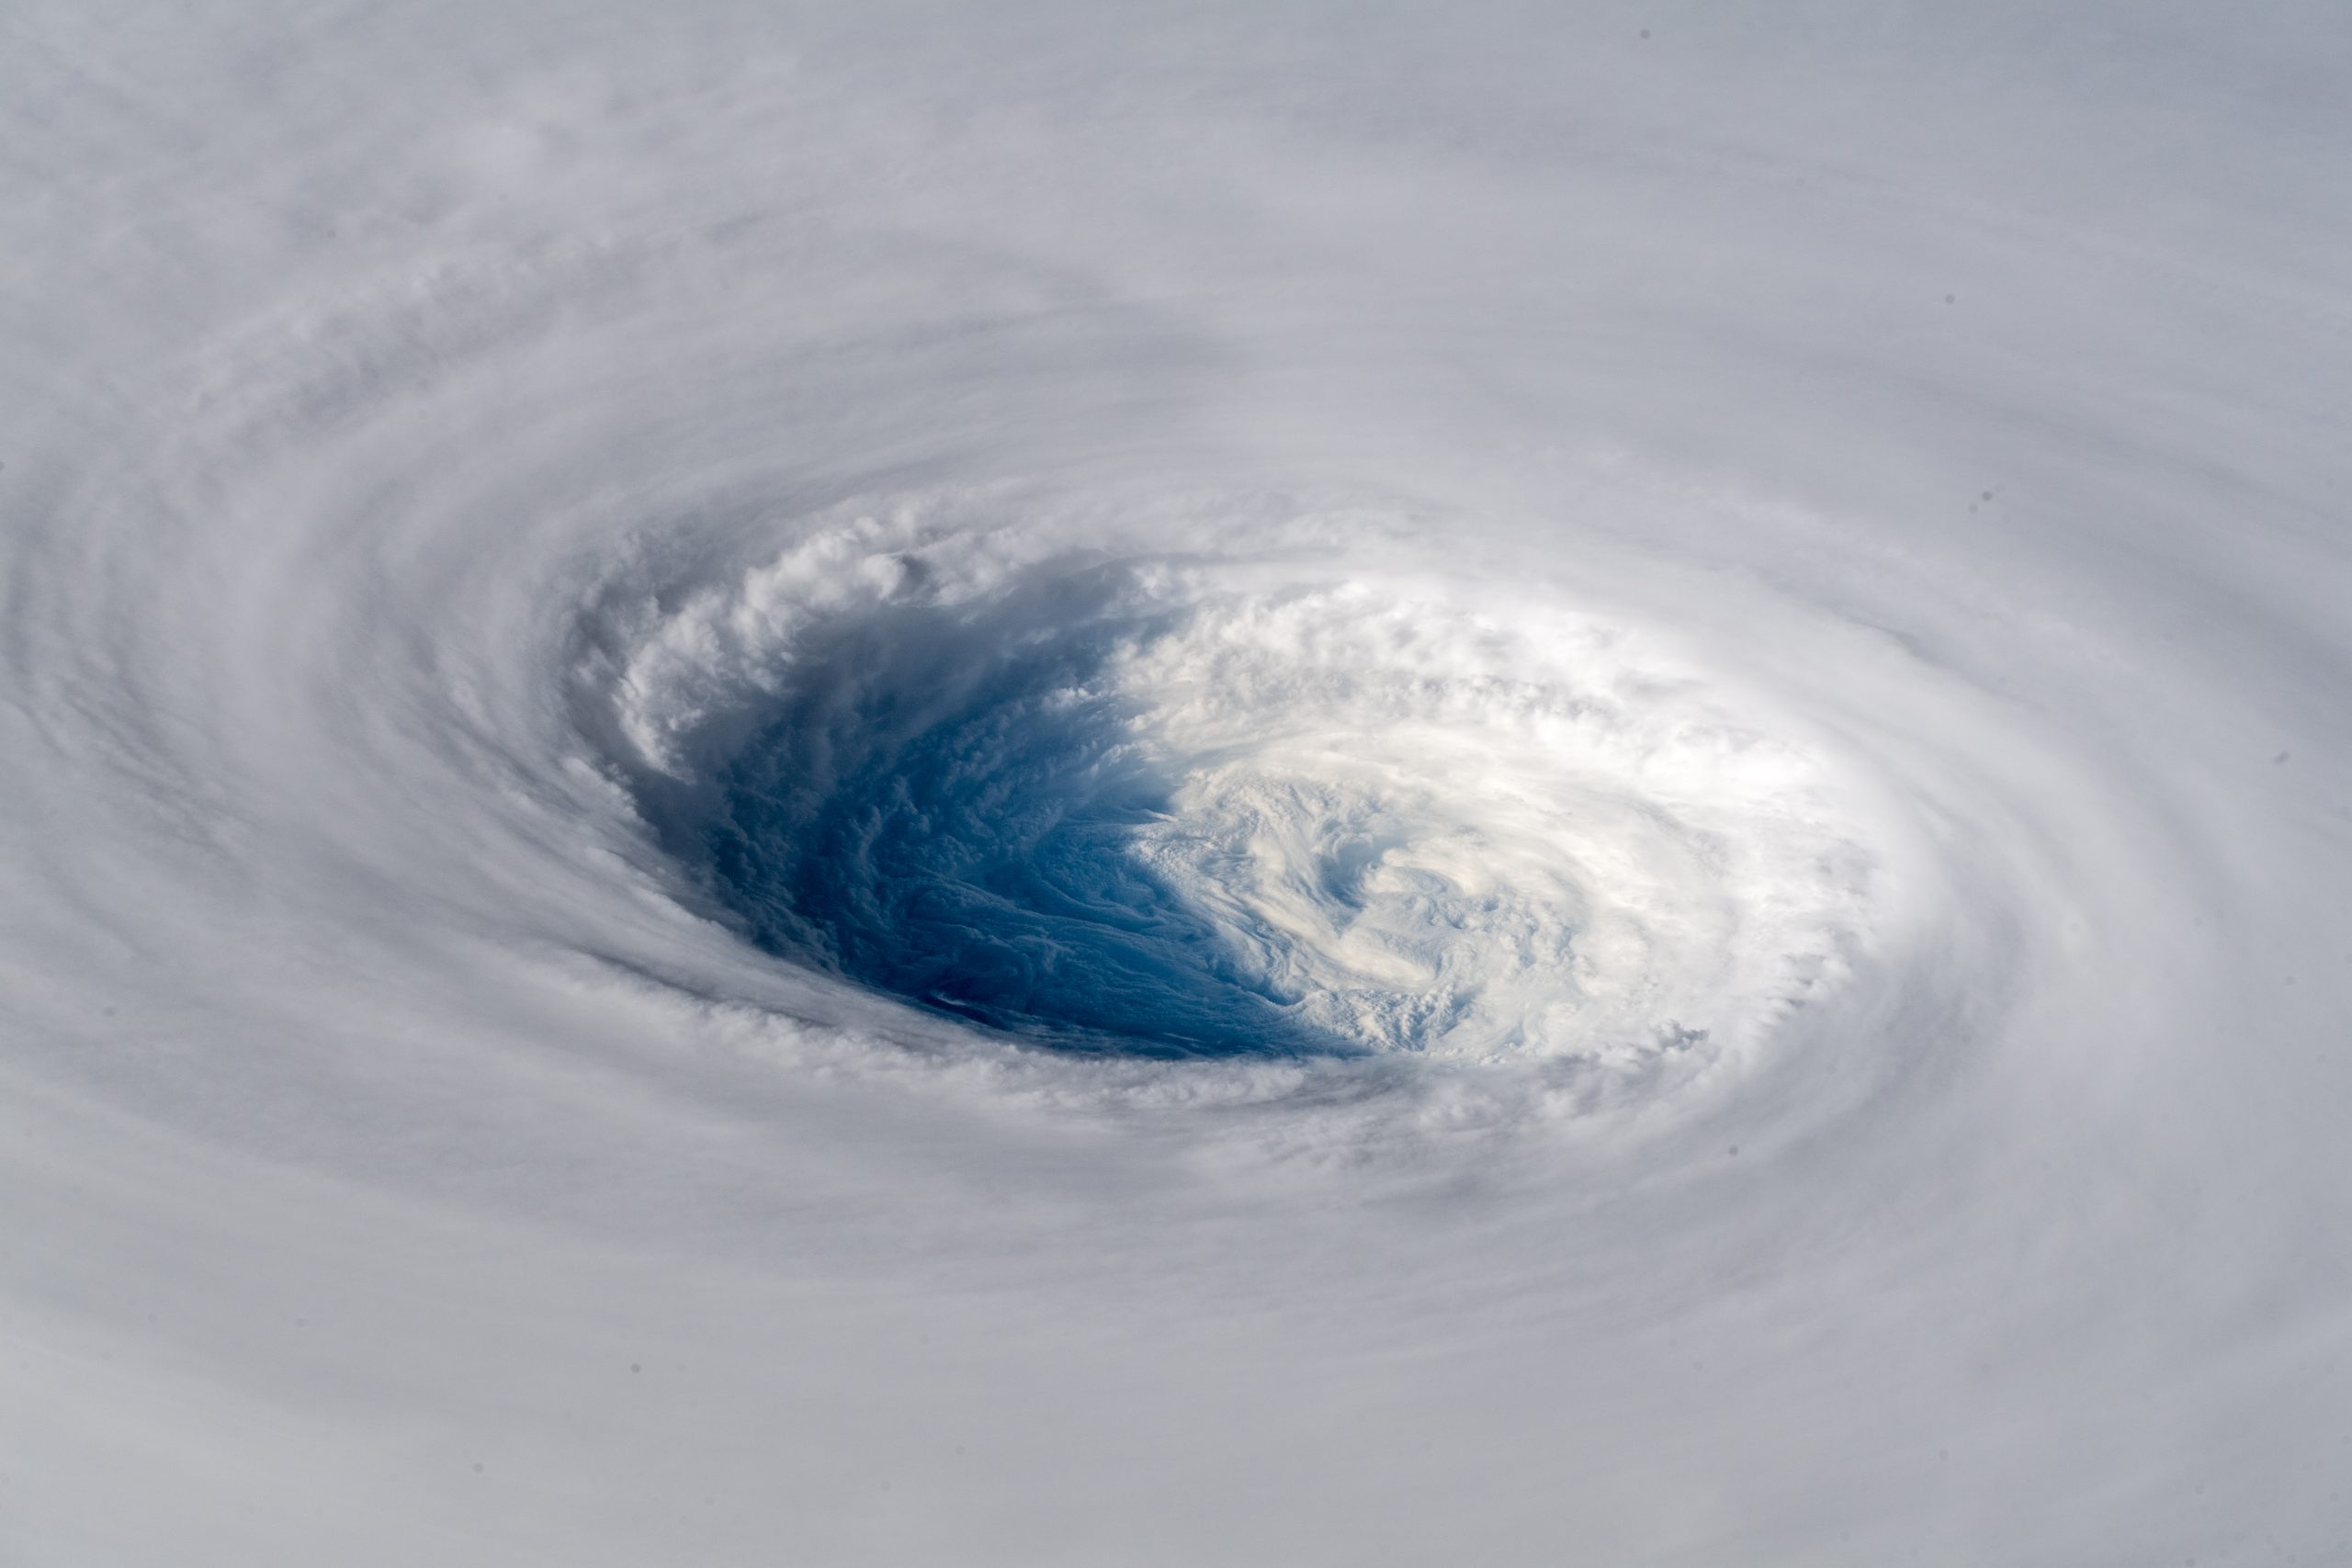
649,565,1338,1055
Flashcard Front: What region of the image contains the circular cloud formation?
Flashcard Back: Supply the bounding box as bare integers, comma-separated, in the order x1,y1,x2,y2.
605,502,1884,1066
3,5,2347,1567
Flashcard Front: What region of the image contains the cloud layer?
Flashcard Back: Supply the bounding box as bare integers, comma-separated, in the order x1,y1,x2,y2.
4,3,2347,1564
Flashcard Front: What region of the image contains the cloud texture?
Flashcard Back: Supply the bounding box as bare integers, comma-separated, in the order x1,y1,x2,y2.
3,3,2348,1563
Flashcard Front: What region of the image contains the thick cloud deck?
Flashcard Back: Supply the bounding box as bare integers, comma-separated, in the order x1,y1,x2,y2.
3,4,2348,1567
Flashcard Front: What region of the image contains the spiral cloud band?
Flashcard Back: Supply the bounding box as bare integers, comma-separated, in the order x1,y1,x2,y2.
4,4,2347,1564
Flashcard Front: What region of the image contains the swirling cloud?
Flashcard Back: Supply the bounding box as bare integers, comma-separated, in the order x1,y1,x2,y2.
4,4,2347,1564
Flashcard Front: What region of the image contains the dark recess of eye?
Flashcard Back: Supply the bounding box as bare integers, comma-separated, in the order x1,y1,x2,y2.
635,564,1351,1057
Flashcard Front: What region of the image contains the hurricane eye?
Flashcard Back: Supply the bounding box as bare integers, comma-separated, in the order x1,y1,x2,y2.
611,523,1883,1074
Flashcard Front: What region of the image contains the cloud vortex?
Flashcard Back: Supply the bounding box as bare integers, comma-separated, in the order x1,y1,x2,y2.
4,4,2346,1565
